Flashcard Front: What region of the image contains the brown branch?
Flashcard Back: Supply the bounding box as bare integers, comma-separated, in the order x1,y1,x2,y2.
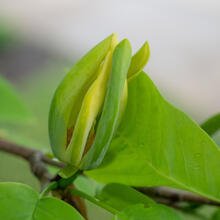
0,138,64,168
28,151,53,187
136,186,220,207
0,138,220,208
0,138,64,187
0,138,89,217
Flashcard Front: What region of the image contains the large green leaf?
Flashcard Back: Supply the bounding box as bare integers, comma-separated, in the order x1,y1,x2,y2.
0,182,84,220
86,72,220,202
0,76,32,123
96,183,181,220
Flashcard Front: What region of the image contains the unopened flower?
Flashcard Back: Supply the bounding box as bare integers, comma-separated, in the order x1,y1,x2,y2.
49,34,150,177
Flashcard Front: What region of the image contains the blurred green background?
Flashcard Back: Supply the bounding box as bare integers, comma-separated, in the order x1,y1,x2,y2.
0,1,220,219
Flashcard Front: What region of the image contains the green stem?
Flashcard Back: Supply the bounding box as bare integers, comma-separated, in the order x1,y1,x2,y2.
40,171,81,198
57,170,81,189
40,181,58,198
69,189,122,217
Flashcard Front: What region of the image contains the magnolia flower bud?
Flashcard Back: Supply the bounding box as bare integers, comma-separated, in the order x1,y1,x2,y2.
49,34,150,177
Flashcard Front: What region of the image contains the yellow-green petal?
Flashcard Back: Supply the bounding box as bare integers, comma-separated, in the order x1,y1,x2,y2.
49,34,115,162
81,39,132,170
127,41,150,80
66,35,118,166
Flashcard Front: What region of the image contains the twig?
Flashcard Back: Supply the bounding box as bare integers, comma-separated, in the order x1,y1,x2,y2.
0,138,65,167
0,138,89,217
136,186,220,206
0,138,220,208
0,138,64,187
28,151,53,188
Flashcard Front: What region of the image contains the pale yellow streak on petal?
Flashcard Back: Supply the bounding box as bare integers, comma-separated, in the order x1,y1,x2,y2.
66,34,118,165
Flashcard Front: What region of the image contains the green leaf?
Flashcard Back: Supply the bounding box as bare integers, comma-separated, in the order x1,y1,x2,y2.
0,182,84,220
201,113,220,136
96,183,181,220
0,182,38,220
74,175,100,196
97,183,154,211
33,197,84,220
0,76,32,123
121,204,181,220
81,39,132,170
70,183,181,220
211,209,220,220
86,72,220,202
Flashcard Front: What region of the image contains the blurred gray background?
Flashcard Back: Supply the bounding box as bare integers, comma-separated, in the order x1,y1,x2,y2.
0,0,219,120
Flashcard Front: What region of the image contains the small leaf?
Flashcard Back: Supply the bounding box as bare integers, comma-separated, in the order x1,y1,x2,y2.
0,182,85,220
0,76,32,123
97,183,154,211
87,72,220,202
